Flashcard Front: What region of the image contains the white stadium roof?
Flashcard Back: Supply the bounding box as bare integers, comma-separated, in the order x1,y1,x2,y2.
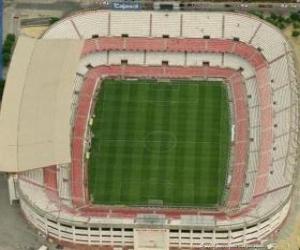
0,36,83,172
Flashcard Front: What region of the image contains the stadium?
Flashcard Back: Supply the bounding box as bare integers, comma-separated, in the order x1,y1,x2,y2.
0,10,298,249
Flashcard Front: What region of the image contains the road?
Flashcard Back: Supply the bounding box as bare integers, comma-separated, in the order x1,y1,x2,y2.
0,173,57,250
4,0,300,33
3,0,300,38
181,1,300,14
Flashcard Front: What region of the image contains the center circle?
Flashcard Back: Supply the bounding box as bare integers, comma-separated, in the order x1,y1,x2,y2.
144,130,177,153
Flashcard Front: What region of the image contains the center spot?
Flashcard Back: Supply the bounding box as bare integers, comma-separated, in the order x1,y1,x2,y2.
144,130,177,153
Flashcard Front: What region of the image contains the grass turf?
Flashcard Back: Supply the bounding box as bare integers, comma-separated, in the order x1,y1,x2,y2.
88,79,230,207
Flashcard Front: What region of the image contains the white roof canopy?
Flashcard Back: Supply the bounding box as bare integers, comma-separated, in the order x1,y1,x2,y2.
0,36,83,172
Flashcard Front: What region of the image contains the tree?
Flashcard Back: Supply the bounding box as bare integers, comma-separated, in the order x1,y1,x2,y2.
3,52,11,67
49,17,60,25
293,22,300,29
290,12,300,22
2,33,16,67
6,34,15,42
248,10,264,19
0,79,5,100
2,45,11,54
285,17,292,24
270,12,278,20
277,22,286,30
292,30,300,37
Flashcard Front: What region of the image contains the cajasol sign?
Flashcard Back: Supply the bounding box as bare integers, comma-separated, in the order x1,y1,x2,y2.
111,2,141,10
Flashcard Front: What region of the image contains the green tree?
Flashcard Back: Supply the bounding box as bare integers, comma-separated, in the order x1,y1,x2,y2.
0,79,5,100
293,22,300,29
292,30,300,37
6,34,15,42
290,12,300,22
277,22,286,30
270,12,278,20
49,17,60,25
3,52,11,67
2,33,16,67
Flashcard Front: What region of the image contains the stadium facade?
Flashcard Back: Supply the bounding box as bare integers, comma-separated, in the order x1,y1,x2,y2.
0,10,298,249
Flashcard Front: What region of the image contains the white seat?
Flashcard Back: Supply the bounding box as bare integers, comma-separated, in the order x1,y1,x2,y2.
44,20,79,39
72,11,109,38
186,53,222,67
152,12,181,37
182,12,223,38
251,23,288,62
224,13,260,43
110,11,150,37
224,54,255,78
109,51,144,65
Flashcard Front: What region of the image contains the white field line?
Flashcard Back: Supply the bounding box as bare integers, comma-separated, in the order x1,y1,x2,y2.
100,139,219,144
102,98,199,105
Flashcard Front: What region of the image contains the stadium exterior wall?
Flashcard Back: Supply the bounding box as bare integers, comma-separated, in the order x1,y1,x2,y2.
19,190,291,248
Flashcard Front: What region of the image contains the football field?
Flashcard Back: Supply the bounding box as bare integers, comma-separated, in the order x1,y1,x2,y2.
88,79,230,207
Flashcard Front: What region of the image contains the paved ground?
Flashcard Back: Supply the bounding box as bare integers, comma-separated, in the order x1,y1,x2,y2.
2,0,83,39
274,167,300,250
273,26,300,250
0,173,57,250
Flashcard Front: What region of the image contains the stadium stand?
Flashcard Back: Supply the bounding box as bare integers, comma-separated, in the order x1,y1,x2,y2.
74,35,270,209
151,12,181,37
72,12,109,38
44,20,79,39
251,23,289,62
110,11,151,37
79,52,107,68
21,168,44,186
187,53,222,67
146,52,185,65
182,12,223,38
43,166,58,192
109,51,144,65
224,13,260,43
57,164,72,204
223,54,255,78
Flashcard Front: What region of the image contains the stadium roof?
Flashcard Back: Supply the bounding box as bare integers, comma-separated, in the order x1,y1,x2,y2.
0,36,83,172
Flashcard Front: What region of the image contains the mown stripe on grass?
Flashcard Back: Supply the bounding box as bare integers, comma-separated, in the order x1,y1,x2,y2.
155,84,172,203
172,85,190,205
119,84,140,203
193,84,206,205
146,84,168,202
207,87,221,205
90,83,122,202
88,80,230,207
138,83,158,204
102,83,126,203
217,85,230,203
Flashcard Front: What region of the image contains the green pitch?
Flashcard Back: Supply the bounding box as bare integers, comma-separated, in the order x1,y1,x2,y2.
88,79,230,207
